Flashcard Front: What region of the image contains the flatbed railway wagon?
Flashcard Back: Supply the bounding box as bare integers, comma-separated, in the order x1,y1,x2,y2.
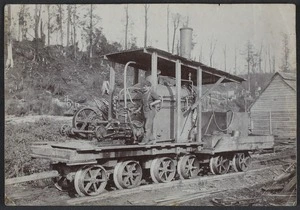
30,28,274,197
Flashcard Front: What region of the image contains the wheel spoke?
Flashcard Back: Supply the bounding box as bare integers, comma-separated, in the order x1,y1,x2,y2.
132,172,141,177
159,171,164,178
163,171,168,180
84,182,93,192
80,122,87,130
93,183,98,191
95,178,105,183
81,111,87,119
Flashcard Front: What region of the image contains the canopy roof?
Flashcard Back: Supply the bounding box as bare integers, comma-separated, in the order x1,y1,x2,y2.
103,47,245,85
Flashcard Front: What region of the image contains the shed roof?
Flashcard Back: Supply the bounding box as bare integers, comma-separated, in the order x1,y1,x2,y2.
278,72,296,91
248,71,296,110
103,47,245,85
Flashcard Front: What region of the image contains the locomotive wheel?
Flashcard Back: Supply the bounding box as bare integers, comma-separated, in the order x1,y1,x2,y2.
150,157,176,183
113,160,142,189
209,155,230,175
177,155,200,179
232,152,251,172
74,165,107,196
72,107,103,138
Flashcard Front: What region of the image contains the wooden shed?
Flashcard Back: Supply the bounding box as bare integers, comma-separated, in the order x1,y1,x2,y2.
249,72,296,138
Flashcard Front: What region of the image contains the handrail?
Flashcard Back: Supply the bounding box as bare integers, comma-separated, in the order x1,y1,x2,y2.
124,61,136,123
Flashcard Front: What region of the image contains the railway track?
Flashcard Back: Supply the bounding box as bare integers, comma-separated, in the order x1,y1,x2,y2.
5,148,295,206
62,164,284,205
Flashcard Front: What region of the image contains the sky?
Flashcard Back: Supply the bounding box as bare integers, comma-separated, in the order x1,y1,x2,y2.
9,4,296,74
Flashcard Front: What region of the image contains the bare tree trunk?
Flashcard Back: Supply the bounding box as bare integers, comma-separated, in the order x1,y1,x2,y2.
199,44,202,62
171,14,180,54
124,5,129,50
246,42,251,92
167,5,170,52
67,5,71,47
209,39,216,66
58,5,63,46
234,47,237,75
223,45,227,72
40,20,45,47
272,55,276,72
144,4,149,48
89,4,93,67
5,5,14,69
258,44,263,73
34,5,42,60
47,5,51,45
73,5,77,59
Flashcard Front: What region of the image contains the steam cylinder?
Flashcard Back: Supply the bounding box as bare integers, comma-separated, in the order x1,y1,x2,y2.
180,27,193,59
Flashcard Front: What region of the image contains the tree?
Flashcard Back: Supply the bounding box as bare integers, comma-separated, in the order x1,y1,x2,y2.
209,38,217,66
280,33,290,72
79,5,101,66
67,5,71,47
72,5,78,58
34,5,42,59
258,44,263,73
5,5,14,69
18,5,29,41
47,5,51,45
57,5,63,45
124,5,129,50
244,41,255,92
144,4,150,48
223,45,227,72
89,4,93,66
198,44,203,62
171,13,181,54
234,47,237,75
166,5,170,52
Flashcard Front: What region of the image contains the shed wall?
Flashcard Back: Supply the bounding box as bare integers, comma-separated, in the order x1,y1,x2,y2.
250,75,296,138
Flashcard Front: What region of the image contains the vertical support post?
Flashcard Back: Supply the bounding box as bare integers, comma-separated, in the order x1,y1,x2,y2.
175,59,181,142
151,52,158,90
269,111,272,135
133,67,139,85
108,65,115,120
197,67,202,142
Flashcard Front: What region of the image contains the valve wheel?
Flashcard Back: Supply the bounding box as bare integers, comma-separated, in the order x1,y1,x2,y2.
72,107,103,138
209,155,230,175
60,124,71,136
232,152,251,172
177,155,200,179
150,157,176,183
113,160,142,189
74,165,107,196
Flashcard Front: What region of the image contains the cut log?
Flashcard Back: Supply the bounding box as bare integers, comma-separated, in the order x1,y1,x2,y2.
5,170,59,185
281,175,297,193
261,184,284,192
274,169,296,183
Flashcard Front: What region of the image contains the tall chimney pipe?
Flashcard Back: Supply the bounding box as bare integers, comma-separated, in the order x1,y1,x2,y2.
180,27,193,59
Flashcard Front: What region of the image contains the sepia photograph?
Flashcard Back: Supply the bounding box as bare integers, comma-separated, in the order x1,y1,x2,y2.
4,3,297,206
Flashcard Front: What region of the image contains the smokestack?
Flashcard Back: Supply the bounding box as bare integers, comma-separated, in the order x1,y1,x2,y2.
180,27,193,59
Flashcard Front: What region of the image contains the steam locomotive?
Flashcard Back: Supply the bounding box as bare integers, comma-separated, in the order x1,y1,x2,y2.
30,28,274,197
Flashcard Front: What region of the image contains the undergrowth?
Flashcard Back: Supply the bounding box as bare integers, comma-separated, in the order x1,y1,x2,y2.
4,117,71,178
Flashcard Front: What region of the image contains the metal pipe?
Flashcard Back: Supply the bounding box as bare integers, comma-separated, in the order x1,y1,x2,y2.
124,61,136,123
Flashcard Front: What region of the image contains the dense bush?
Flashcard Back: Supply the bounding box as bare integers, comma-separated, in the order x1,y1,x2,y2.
4,117,71,178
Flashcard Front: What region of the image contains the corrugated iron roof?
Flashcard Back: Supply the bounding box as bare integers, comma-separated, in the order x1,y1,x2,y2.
103,47,245,85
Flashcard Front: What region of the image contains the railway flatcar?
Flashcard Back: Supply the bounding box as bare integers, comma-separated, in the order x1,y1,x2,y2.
30,28,274,197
